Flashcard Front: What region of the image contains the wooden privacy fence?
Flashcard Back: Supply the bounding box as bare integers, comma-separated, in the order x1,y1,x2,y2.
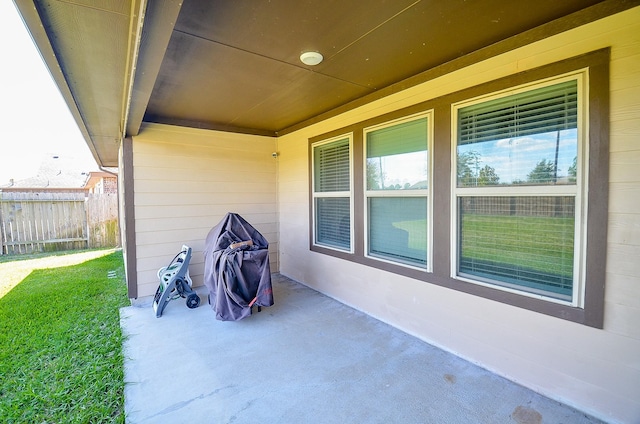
0,191,119,255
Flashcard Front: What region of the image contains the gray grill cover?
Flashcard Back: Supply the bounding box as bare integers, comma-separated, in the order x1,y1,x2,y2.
203,212,273,321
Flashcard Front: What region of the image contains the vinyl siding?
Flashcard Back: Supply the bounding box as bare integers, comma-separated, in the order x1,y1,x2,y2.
276,7,640,424
131,124,278,297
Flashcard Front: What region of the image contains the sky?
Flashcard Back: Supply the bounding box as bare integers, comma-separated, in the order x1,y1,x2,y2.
371,129,576,189
0,1,98,185
457,129,577,184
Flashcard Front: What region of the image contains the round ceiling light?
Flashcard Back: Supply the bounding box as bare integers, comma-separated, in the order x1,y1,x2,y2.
300,51,323,66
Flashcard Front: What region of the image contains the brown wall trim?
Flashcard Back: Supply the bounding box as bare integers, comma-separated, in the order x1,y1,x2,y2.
308,49,609,328
122,137,138,299
583,51,610,328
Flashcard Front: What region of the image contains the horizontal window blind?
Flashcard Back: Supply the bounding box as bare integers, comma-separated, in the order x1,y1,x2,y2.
316,197,350,249
367,117,428,157
459,80,577,145
365,115,430,268
458,196,575,300
314,138,350,192
369,197,427,267
366,117,429,191
313,137,352,251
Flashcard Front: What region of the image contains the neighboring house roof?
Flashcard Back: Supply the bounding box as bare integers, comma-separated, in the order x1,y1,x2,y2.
83,171,116,188
0,154,92,189
13,0,637,168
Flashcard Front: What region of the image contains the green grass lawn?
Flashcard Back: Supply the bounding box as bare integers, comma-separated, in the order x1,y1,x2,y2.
460,214,575,278
393,214,574,277
0,250,128,423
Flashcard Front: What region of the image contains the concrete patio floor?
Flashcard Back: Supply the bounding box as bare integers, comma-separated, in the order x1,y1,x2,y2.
120,274,603,424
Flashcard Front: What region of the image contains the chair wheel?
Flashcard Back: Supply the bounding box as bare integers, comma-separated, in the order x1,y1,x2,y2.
186,294,200,309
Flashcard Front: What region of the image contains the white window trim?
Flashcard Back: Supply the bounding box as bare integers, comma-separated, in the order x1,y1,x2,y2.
311,133,354,253
363,111,434,271
450,71,589,307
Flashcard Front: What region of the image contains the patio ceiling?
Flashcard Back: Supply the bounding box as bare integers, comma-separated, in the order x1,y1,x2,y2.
13,0,636,167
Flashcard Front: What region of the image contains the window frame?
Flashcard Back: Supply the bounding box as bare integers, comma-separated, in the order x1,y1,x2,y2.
311,133,354,253
363,111,434,271
450,72,588,307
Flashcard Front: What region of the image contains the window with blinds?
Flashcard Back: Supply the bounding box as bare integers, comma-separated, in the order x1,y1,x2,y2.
312,136,352,251
365,115,430,268
454,76,583,303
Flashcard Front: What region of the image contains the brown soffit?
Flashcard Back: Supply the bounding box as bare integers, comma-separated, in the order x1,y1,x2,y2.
277,0,637,136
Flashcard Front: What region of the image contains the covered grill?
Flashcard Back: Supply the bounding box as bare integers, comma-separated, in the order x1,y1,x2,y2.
203,212,273,321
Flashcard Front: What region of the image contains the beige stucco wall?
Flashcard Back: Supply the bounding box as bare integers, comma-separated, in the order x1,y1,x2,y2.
277,7,640,424
131,123,278,297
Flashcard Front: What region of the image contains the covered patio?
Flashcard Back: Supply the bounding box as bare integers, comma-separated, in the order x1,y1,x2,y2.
13,1,640,422
120,274,601,423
